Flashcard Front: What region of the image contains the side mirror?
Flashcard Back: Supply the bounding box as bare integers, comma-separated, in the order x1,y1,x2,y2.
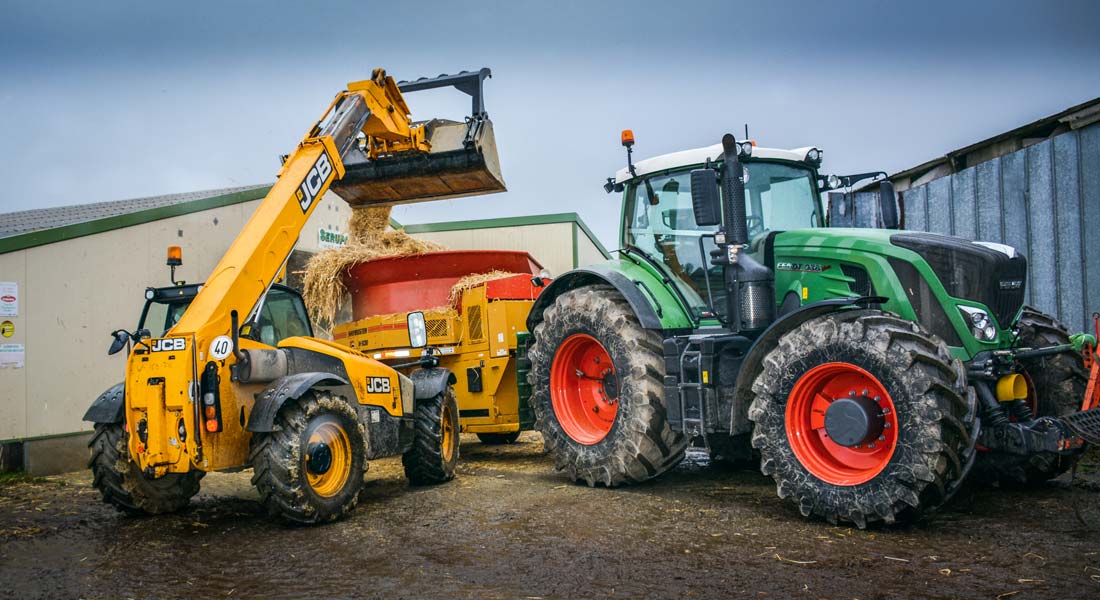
407,311,427,348
879,180,899,229
107,330,129,356
690,169,721,227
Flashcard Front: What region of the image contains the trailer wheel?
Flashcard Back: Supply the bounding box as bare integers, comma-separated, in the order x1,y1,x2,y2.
88,422,203,515
249,391,367,524
403,387,460,485
477,432,521,445
975,307,1088,485
528,285,687,486
749,310,976,528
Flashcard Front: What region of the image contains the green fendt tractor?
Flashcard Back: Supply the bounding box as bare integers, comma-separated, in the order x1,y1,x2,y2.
522,131,1100,527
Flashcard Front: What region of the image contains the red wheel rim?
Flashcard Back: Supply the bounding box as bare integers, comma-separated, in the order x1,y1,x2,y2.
785,362,898,486
550,334,619,445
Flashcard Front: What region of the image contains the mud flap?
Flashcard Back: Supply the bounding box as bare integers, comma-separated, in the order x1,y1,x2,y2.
247,372,349,432
83,382,125,424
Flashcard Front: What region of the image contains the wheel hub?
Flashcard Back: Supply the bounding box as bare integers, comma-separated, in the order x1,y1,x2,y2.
823,395,885,447
306,441,333,475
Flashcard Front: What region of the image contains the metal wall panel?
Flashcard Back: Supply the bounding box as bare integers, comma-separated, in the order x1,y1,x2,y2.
827,122,1100,332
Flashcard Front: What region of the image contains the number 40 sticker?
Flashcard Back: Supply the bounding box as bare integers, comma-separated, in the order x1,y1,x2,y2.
210,335,234,360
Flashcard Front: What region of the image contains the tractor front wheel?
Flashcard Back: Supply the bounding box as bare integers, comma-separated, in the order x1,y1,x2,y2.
528,285,686,486
749,310,976,527
250,391,367,524
88,422,203,515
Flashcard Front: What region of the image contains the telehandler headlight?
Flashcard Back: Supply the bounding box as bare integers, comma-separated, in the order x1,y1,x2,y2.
959,306,996,341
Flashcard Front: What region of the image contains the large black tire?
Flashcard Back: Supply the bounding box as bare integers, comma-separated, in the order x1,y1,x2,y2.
749,310,976,528
249,391,367,525
403,387,460,485
976,307,1088,485
477,432,521,445
528,285,687,487
88,422,203,515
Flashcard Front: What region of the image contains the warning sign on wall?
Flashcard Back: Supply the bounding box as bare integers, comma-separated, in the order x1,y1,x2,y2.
0,282,16,317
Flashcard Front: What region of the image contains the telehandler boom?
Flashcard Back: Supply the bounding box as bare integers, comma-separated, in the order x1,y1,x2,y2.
83,68,504,524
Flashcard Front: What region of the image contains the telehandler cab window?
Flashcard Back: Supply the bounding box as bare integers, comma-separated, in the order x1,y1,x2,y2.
252,287,313,346
139,300,190,337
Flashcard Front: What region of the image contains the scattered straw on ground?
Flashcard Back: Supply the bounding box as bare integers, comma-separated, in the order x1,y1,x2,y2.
303,205,444,329
448,270,525,304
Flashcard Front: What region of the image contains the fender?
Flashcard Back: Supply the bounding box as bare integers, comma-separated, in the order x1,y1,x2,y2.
730,296,887,432
411,367,457,400
247,372,349,432
83,382,125,424
526,266,664,331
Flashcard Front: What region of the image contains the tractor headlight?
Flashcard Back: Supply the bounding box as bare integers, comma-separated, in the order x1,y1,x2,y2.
737,141,753,159
806,148,822,165
827,174,842,190
959,306,996,341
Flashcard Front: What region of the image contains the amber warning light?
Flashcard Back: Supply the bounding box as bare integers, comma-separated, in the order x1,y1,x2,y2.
621,129,635,148
167,246,183,266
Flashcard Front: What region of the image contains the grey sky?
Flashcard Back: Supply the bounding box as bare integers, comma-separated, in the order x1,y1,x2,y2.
1,1,1097,246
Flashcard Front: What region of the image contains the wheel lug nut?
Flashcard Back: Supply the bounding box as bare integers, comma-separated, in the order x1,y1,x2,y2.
868,442,876,448
874,396,881,402
879,435,886,441
849,391,856,397
883,422,891,428
592,406,599,413
861,389,869,396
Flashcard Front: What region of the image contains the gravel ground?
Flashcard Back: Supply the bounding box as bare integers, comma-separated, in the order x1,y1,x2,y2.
2,433,1099,599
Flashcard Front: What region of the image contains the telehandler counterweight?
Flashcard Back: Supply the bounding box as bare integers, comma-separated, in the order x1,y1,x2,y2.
83,68,503,524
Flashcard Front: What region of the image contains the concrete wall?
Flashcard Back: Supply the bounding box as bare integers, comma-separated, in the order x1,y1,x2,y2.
0,191,347,444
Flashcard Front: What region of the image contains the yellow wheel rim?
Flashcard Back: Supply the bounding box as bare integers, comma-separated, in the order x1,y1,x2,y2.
441,404,456,464
304,420,352,498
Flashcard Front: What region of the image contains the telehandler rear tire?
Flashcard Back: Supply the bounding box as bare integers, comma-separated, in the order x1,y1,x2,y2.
403,387,460,485
528,285,687,487
973,307,1088,485
749,310,976,528
477,432,521,445
250,391,367,525
88,422,203,515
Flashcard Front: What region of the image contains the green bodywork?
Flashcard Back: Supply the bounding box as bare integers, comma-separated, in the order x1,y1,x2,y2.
591,159,1019,362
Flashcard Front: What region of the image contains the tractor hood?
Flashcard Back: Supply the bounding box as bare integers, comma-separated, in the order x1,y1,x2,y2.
770,227,1028,332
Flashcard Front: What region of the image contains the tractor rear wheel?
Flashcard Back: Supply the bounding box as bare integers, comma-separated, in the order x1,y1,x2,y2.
250,391,367,524
528,285,686,486
477,432,521,445
975,307,1088,485
88,422,203,515
749,310,976,527
403,387,460,485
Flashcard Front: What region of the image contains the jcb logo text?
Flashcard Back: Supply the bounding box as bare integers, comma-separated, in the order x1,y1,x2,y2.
295,153,333,213
152,338,186,352
366,377,391,394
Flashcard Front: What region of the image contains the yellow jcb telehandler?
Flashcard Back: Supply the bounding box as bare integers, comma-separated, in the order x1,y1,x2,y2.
82,68,505,524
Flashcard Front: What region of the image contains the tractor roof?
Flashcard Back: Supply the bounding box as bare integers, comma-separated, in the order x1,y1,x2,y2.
614,144,817,184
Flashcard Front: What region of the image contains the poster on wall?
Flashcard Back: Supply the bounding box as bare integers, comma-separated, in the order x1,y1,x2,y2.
0,343,24,368
318,228,348,249
0,282,16,317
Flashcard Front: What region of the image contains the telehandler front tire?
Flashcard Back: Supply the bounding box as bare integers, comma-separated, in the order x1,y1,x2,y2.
749,310,976,528
250,390,367,525
403,387,460,485
88,422,203,515
528,285,687,487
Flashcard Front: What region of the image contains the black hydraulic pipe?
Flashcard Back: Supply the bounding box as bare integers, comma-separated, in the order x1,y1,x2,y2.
974,380,1010,427
1014,344,1073,360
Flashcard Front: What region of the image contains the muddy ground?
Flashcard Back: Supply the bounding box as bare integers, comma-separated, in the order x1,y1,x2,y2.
2,434,1100,600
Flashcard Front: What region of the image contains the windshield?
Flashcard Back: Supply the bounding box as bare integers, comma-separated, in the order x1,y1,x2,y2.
623,161,818,320
140,300,191,337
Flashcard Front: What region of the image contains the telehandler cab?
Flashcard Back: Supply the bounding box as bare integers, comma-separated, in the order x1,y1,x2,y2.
83,68,503,524
523,130,1100,527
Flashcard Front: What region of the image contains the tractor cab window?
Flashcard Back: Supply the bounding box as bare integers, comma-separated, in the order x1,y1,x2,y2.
744,162,820,234
624,171,725,319
252,287,313,346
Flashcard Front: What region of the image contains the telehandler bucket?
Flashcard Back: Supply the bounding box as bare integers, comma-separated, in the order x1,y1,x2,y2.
331,69,506,206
